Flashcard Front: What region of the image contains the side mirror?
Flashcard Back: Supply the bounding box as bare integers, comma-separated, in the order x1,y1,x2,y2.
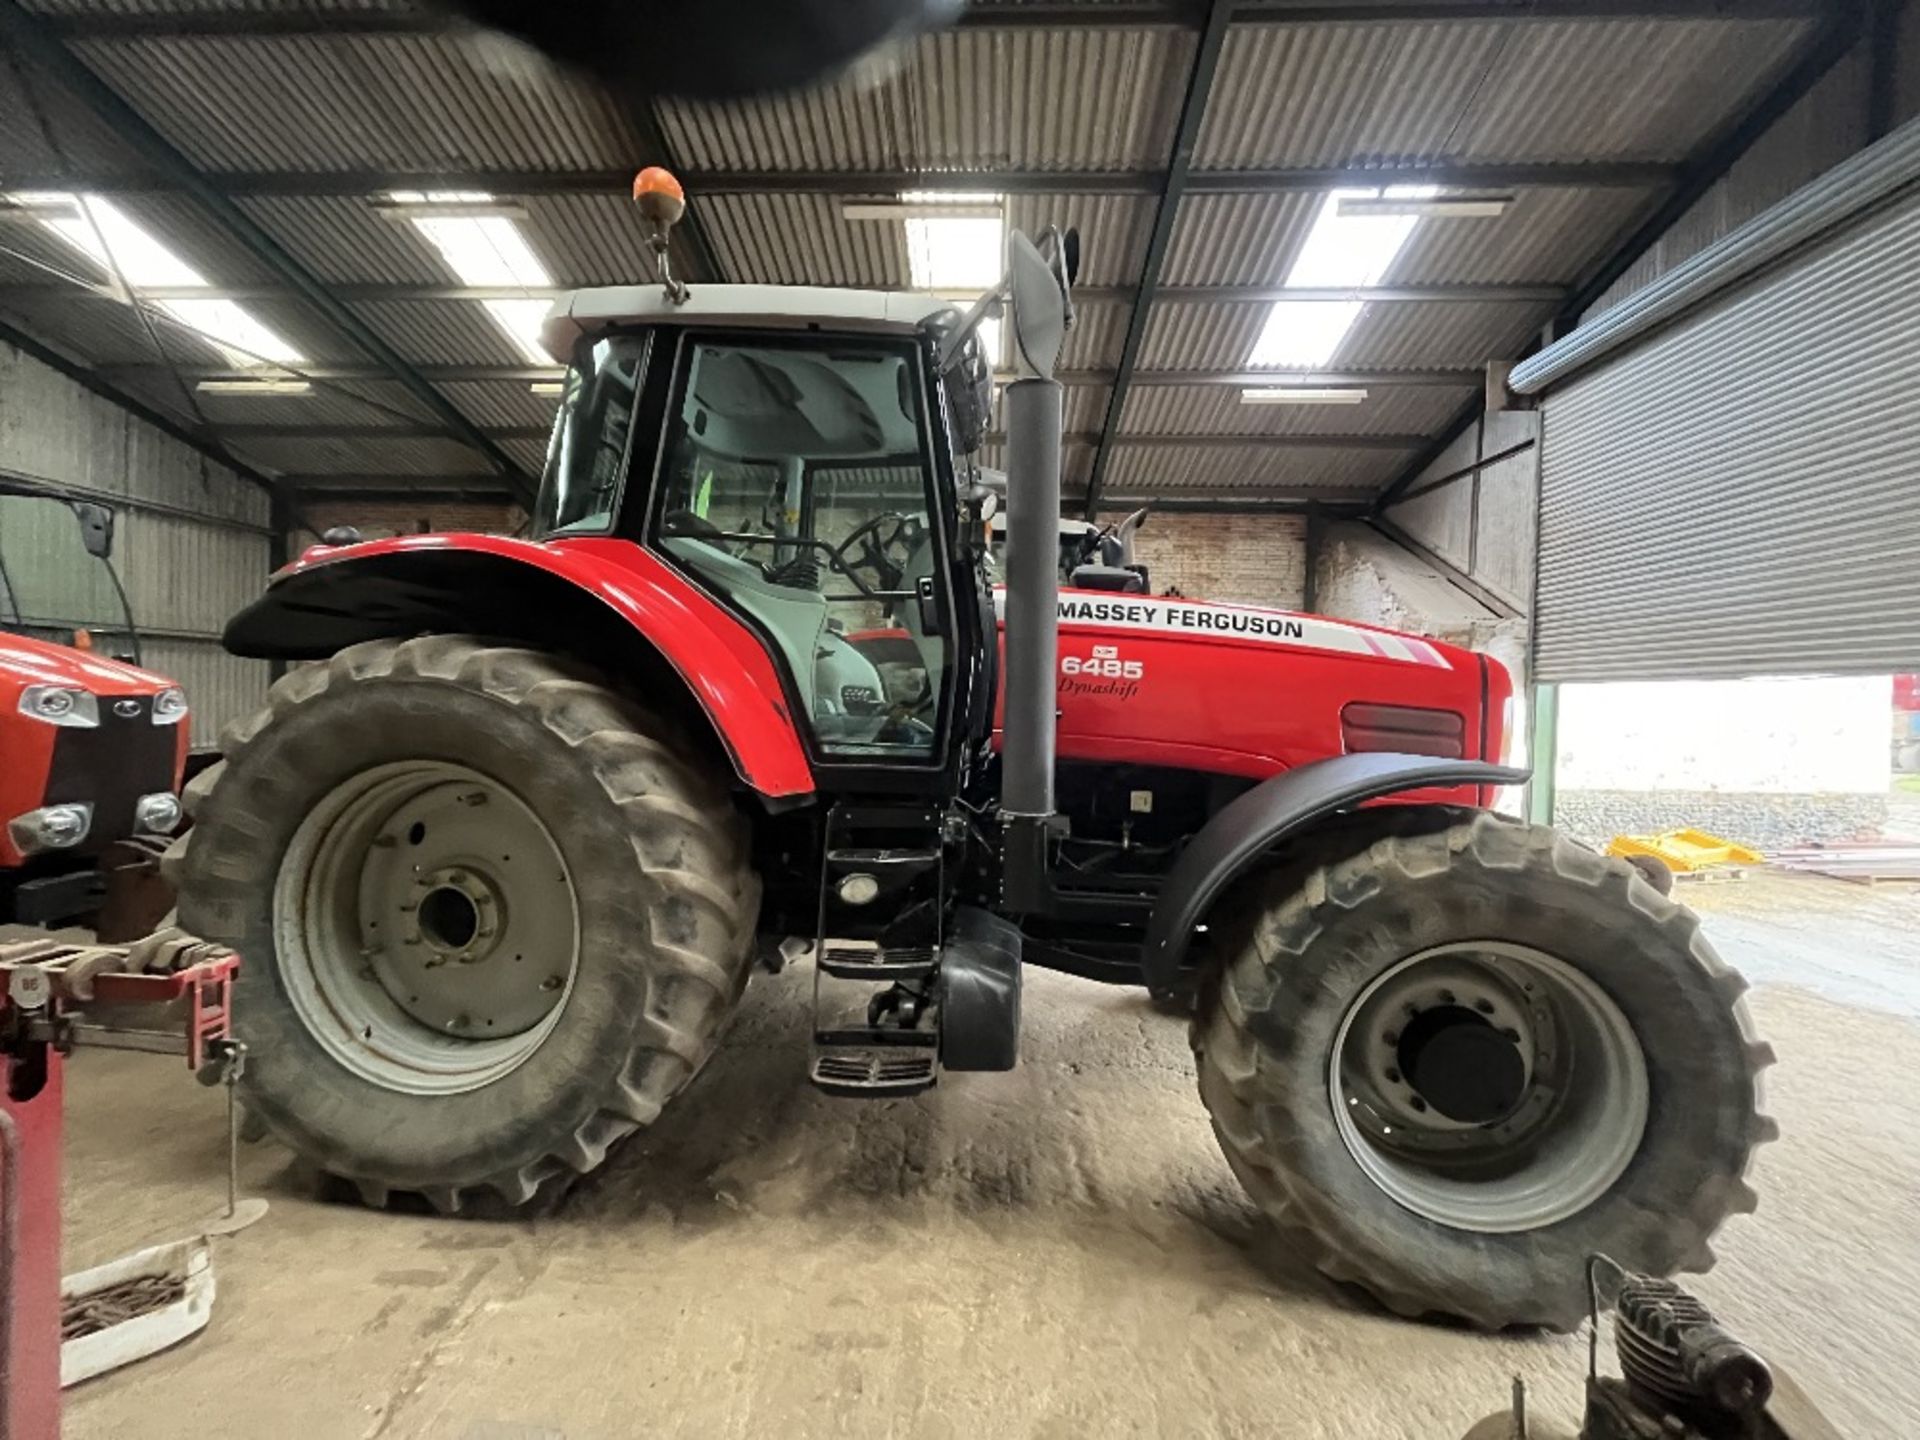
70,501,114,560
1008,231,1068,381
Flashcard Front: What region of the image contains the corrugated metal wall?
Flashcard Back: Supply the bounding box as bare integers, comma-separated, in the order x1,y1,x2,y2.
0,338,272,744
1536,189,1920,682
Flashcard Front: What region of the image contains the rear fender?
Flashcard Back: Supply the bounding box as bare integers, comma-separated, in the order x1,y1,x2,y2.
224,535,814,799
1140,753,1528,992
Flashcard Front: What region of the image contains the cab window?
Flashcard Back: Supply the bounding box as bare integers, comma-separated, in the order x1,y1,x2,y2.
653,338,947,762
533,335,648,538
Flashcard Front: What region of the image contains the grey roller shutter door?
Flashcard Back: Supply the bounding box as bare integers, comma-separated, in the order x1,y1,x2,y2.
1535,191,1920,682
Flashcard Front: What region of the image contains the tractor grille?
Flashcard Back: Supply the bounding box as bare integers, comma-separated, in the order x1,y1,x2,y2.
42,697,178,851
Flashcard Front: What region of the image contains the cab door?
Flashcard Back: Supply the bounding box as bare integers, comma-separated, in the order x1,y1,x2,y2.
648,332,957,771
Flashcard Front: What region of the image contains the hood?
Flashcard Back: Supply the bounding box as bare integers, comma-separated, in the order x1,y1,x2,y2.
0,632,174,698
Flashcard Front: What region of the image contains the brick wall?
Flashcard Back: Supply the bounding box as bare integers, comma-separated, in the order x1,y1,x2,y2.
289,499,524,550
1127,513,1307,608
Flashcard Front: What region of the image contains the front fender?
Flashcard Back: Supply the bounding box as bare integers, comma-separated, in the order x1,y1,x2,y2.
224,534,814,799
1139,753,1529,992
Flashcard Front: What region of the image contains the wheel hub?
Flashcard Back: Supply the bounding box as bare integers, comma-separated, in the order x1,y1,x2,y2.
276,762,581,1095
1397,1006,1527,1124
1330,942,1650,1233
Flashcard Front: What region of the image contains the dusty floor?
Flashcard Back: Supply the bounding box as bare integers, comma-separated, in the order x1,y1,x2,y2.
55,871,1920,1439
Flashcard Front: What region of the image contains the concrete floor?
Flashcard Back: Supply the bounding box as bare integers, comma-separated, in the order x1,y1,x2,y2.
56,871,1920,1439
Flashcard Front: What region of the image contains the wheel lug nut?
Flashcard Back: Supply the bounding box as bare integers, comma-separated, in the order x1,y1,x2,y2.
1409,1096,1428,1113
1382,1030,1399,1045
1384,1067,1401,1083
541,975,563,992
1474,999,1494,1014
1438,989,1456,1005
1501,1027,1521,1043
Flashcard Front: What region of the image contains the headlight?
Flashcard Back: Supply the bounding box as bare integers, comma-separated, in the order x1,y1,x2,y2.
151,687,189,725
19,685,99,728
9,803,93,855
135,792,184,835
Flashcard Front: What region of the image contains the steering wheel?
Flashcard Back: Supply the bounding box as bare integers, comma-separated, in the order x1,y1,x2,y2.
831,511,919,595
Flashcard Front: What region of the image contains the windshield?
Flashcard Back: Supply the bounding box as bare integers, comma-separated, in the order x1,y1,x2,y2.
0,490,137,659
532,334,650,538
653,338,950,760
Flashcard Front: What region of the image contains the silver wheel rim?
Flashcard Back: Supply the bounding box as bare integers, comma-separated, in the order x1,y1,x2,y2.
1329,942,1649,1233
273,761,580,1096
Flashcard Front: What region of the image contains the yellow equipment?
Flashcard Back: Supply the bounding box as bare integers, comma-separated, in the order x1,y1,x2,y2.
1607,828,1764,875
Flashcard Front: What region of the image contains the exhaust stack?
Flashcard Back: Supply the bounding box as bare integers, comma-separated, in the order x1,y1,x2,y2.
1000,374,1062,820
991,228,1075,909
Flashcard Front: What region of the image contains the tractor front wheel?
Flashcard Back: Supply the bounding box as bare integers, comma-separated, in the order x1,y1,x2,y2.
167,635,759,1212
1193,811,1774,1330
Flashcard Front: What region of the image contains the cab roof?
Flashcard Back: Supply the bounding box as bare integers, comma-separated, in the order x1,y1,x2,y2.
542,284,957,363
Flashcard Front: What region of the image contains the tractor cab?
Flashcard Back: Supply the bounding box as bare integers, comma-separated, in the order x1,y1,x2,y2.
531,281,1001,780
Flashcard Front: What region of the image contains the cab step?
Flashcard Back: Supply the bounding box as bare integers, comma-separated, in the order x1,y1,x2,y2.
809,1038,939,1097
816,944,937,981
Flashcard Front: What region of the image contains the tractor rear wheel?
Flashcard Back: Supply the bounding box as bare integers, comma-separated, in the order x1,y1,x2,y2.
1192,810,1774,1330
166,635,759,1211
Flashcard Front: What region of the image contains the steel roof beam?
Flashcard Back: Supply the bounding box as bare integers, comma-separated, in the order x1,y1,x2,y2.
97,362,1482,387
4,281,1566,305
10,162,1677,199
223,424,1427,450
0,0,537,507
1234,0,1823,19
40,0,1823,39
1083,0,1236,519
278,481,1379,513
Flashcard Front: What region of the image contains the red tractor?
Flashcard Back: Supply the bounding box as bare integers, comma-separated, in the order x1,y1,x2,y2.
1,481,189,926
171,215,1771,1330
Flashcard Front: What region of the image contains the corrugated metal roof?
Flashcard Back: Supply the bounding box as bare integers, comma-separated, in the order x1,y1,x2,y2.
1444,18,1811,165
1121,383,1476,437
0,37,147,174
1139,301,1268,370
1006,193,1155,285
499,435,548,475
1583,47,1870,321
1059,384,1112,434
1,291,203,363
1195,22,1508,171
235,432,489,475
1161,193,1322,286
74,33,645,173
350,297,535,365
431,379,556,430
1386,187,1654,286
700,194,909,288
659,27,1193,173
192,380,429,429
0,6,1853,508
1103,444,1398,494
1059,296,1131,370
21,1,410,15
1336,299,1545,369
237,196,448,284
101,191,281,283
1193,17,1809,170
